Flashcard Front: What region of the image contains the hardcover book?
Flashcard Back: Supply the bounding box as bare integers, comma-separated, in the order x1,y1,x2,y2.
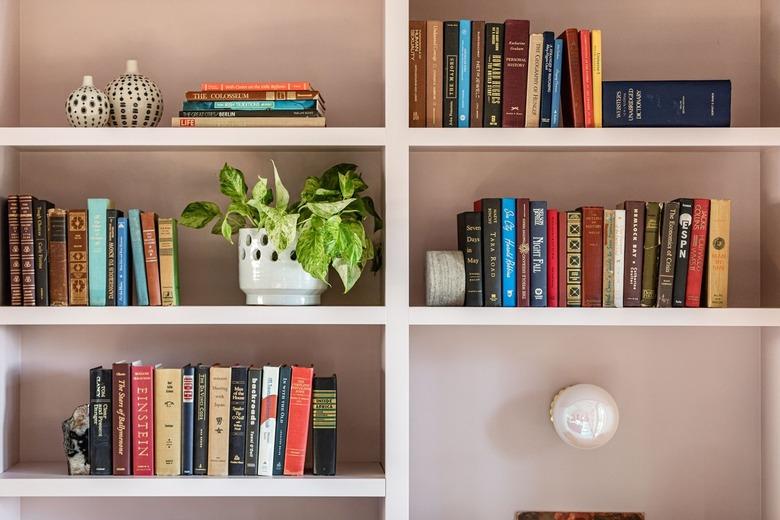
284,366,314,476
672,198,694,307
592,29,604,127
566,210,583,307
19,195,36,306
272,365,293,475
186,90,321,101
502,20,531,127
312,375,337,476
442,21,460,127
201,82,312,92
501,198,517,306
154,367,182,476
179,110,323,119
182,100,318,112
640,202,662,307
516,514,644,520
483,23,504,127
116,217,130,306
131,364,154,475
470,21,485,127
172,117,325,128
602,209,616,307
530,201,548,307
158,217,180,306
128,209,149,306
193,364,210,475
580,29,594,128
426,21,443,127
258,365,280,476
228,365,249,475
33,199,53,305
685,199,710,307
106,209,121,306
525,33,544,128
112,361,132,475
7,196,21,306
409,21,426,127
547,209,559,307
517,198,531,307
207,365,231,475
540,31,555,127
67,209,89,306
140,212,162,306
474,198,502,306
89,366,112,475
657,201,681,307
551,39,564,127
181,364,196,475
558,210,568,306
619,201,645,307
457,212,483,306
244,366,262,475
87,198,111,306
580,206,604,307
707,199,731,308
558,28,584,127
614,209,626,307
457,20,471,127
47,208,68,306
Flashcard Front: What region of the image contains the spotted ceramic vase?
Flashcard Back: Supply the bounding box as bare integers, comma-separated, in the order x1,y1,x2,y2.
105,59,164,127
65,76,110,127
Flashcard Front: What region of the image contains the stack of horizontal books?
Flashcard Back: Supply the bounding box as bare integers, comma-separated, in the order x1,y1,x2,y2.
172,81,326,127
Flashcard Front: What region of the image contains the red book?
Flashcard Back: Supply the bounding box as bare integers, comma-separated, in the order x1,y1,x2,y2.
558,28,585,128
685,199,711,307
580,207,604,307
283,366,314,476
112,362,132,475
131,364,155,476
200,82,312,92
579,30,594,128
547,210,559,307
516,198,531,307
140,212,162,306
501,20,531,127
558,212,568,306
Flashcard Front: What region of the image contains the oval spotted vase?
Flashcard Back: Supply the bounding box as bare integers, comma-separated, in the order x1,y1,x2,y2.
105,59,164,127
65,76,110,127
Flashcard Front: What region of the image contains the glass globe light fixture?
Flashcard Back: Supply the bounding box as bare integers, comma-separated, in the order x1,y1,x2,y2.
550,384,619,449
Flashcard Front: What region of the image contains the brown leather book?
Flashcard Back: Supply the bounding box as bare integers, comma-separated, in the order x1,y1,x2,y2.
409,21,426,127
618,201,645,307
426,21,443,127
580,207,604,307
67,210,89,306
141,212,162,306
7,195,22,306
19,195,36,306
470,21,485,128
502,20,530,127
112,361,132,475
47,208,68,306
558,28,585,128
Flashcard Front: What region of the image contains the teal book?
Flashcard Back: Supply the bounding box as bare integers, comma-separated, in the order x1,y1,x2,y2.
88,198,111,306
181,100,316,111
128,209,149,306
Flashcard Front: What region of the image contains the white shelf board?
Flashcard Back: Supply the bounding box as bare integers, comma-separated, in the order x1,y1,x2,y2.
0,306,386,326
410,307,780,327
0,127,386,150
0,462,385,497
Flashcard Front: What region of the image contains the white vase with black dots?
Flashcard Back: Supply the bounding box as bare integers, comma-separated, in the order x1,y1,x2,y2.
65,75,110,127
105,59,164,127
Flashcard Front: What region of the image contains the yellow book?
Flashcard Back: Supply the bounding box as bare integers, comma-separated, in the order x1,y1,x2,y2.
524,33,544,128
207,365,232,475
154,367,182,475
706,199,731,308
592,29,603,128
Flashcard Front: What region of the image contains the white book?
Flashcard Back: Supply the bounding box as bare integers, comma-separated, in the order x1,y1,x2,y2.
525,33,544,128
257,366,280,476
614,209,626,307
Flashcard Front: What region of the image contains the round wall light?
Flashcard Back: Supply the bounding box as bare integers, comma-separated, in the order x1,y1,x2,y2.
550,384,619,449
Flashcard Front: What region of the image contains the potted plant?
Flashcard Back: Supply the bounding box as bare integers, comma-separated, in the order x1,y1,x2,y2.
181,161,382,305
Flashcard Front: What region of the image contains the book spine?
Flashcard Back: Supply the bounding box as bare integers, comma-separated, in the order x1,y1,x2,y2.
603,80,732,127
272,366,292,475
47,209,68,306
154,368,182,475
201,82,311,92
559,28,584,127
558,210,568,306
602,209,616,307
657,202,681,307
641,202,663,307
540,32,555,127
207,366,231,475
685,199,711,307
89,367,112,475
672,199,694,307
106,209,118,306
312,375,337,476
442,21,460,127
19,195,35,306
426,21,443,127
140,212,162,306
457,212,483,306
258,366,280,476
530,201,548,307
483,23,504,127
193,364,209,475
476,198,501,306
244,367,262,475
470,21,485,127
501,198,517,306
614,210,626,308
186,90,321,101
621,201,645,307
179,109,321,118
457,20,471,127
87,198,110,306
7,196,21,306
409,21,426,127
707,199,731,308
284,366,313,476
517,198,531,307
580,30,594,128
112,362,131,475
67,209,89,306
33,199,52,306
116,217,130,306
131,365,154,475
502,20,530,127
581,207,604,307
551,39,564,127
525,33,543,128
181,365,195,475
158,218,180,306
228,366,249,475
547,209,559,307
592,29,603,127
128,209,149,306
566,210,583,307
183,100,317,111
172,116,326,128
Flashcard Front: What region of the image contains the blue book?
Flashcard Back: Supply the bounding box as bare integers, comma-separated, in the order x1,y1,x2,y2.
128,209,149,306
457,20,471,127
181,100,316,111
551,39,564,128
501,199,517,306
116,217,130,306
181,364,196,475
602,80,731,127
540,32,555,127
87,198,111,306
530,201,548,307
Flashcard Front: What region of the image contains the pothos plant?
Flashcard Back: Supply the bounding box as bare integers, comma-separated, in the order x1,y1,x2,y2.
180,161,383,293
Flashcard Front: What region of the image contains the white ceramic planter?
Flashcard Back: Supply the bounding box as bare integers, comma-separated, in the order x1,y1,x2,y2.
238,228,328,305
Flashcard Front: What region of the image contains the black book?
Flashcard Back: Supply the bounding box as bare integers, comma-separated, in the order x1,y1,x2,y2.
483,23,504,127
672,198,694,307
478,198,502,306
106,209,122,306
656,201,680,308
89,366,112,475
228,365,249,475
181,364,196,475
272,365,292,475
244,366,262,475
457,212,483,306
32,199,53,306
193,364,209,475
312,375,337,476
442,21,460,128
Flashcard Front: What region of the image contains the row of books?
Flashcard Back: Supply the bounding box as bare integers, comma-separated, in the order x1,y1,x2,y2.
457,198,731,308
410,20,732,128
172,82,326,128
89,363,336,477
6,196,179,306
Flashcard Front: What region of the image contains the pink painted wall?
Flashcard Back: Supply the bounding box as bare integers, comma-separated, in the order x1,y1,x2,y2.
0,0,19,126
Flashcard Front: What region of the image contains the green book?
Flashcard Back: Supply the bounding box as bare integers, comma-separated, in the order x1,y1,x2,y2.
128,210,149,305
640,202,662,307
88,198,112,306
158,218,180,306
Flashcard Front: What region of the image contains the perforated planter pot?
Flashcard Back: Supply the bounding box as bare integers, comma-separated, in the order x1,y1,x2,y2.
237,228,328,305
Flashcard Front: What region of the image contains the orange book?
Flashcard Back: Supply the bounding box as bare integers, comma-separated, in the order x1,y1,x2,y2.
579,30,594,128
200,82,311,92
140,212,162,306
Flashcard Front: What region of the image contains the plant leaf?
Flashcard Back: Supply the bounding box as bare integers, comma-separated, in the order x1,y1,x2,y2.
338,172,356,199
322,215,342,256
251,176,269,203
296,220,330,282
300,177,321,203
271,213,300,251
221,217,235,244
361,196,383,232
332,257,362,293
337,220,364,266
219,163,248,203
320,163,358,190
180,201,221,229
306,199,355,219
211,212,244,235
271,160,289,210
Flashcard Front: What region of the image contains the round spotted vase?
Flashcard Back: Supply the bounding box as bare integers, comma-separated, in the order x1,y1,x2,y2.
65,75,110,127
105,59,164,127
